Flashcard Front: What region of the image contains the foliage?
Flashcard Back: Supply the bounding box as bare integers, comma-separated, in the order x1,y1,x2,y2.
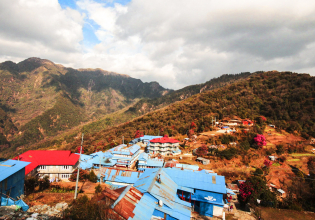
276,144,284,155
239,140,250,151
253,134,266,148
196,144,208,157
69,169,89,182
264,159,273,167
39,176,50,191
239,175,277,207
25,176,39,195
217,147,238,160
64,195,113,220
88,170,98,183
221,134,237,144
95,184,102,194
254,168,264,176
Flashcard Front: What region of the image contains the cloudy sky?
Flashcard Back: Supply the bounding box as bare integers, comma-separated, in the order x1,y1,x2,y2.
1,0,315,89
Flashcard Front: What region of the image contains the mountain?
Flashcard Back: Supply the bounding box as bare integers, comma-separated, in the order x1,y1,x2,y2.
0,57,170,151
127,72,253,115
35,71,314,155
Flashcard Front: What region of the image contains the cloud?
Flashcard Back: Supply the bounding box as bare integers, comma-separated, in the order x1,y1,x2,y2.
1,0,315,89
0,0,84,63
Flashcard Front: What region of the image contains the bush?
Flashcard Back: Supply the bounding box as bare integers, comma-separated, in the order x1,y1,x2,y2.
89,170,98,183
39,175,50,191
95,184,102,194
69,169,89,182
25,176,39,194
276,144,284,155
254,168,263,176
218,148,238,160
240,140,250,151
64,195,112,219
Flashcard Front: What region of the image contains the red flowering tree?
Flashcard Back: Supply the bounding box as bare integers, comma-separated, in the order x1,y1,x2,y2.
239,181,254,203
188,129,194,138
134,130,144,138
190,122,197,130
264,159,272,167
253,134,266,147
196,144,208,157
77,146,84,154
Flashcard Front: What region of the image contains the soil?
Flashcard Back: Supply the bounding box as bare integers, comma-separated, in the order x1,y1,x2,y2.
24,181,109,207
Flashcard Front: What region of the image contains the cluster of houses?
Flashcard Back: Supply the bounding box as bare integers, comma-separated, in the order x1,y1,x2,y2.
2,132,288,219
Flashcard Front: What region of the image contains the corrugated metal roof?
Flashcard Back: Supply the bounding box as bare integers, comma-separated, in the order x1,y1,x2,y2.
140,135,162,141
101,168,142,184
129,193,157,220
0,160,30,182
175,163,199,171
134,168,178,209
138,152,149,161
164,168,226,194
107,144,140,156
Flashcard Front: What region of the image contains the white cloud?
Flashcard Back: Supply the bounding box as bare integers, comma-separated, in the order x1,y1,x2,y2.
2,0,315,89
0,0,84,64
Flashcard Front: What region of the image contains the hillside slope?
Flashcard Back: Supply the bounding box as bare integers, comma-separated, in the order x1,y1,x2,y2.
48,71,314,154
0,57,170,151
128,72,253,114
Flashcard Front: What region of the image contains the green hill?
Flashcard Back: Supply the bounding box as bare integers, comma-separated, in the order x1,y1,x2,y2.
45,71,314,154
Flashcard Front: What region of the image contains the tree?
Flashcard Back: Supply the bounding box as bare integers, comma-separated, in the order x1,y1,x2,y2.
253,134,266,148
89,170,98,183
276,144,284,155
69,169,88,182
95,184,102,194
190,122,196,130
196,144,208,157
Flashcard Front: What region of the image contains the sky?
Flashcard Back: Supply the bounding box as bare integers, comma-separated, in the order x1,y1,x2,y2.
1,0,315,89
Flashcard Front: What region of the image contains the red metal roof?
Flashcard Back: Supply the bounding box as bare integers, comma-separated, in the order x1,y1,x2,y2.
103,186,144,220
13,150,79,175
150,137,180,143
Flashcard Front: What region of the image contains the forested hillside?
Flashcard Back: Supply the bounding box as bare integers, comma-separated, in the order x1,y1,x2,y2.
0,57,169,152
45,71,314,155
128,72,253,114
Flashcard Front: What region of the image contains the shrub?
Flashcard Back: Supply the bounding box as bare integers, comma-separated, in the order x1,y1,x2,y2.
89,170,98,183
276,144,284,155
69,169,89,182
95,184,102,194
254,168,263,176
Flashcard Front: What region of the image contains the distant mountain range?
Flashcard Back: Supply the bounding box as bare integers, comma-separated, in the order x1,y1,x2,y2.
0,57,170,154
1,57,313,159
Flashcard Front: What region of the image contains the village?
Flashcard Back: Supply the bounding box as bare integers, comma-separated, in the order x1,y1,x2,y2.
1,116,315,220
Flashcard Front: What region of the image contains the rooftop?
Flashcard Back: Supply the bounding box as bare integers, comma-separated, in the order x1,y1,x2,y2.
107,144,140,156
101,168,142,184
0,160,30,182
150,137,180,144
13,150,80,175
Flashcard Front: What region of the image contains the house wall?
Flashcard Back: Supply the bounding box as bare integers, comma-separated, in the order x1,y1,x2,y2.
37,162,78,180
199,202,213,217
213,205,223,217
0,168,26,199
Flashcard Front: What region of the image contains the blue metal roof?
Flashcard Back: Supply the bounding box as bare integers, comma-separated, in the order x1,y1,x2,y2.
175,163,199,171
134,168,178,209
0,160,30,182
140,135,162,141
101,168,142,184
138,152,149,161
146,159,164,167
129,193,157,220
107,144,140,156
164,169,226,194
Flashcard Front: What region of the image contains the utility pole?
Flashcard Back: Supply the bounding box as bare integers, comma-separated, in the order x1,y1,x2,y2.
74,133,84,199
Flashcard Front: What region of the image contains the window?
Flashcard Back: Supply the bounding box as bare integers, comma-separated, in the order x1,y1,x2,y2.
61,174,70,179
62,166,70,170
39,165,47,170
